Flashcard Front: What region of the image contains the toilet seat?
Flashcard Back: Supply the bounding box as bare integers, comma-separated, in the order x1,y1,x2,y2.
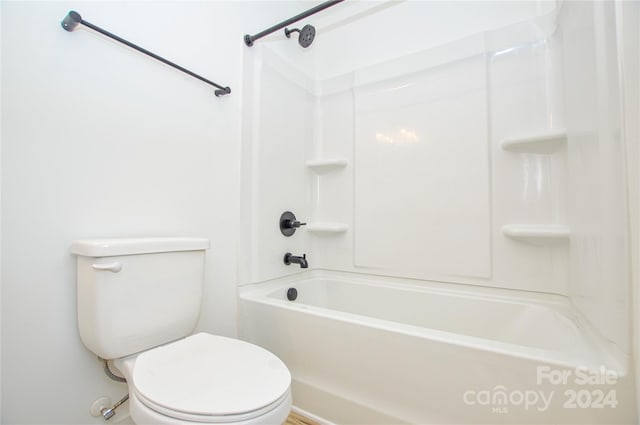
126,333,291,423
134,388,291,423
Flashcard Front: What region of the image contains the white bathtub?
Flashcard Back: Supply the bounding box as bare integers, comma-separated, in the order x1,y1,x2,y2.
239,271,636,424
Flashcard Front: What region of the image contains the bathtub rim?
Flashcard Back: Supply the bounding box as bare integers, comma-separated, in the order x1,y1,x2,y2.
239,269,629,375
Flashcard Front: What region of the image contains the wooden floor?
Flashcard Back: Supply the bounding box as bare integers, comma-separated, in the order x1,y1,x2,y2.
284,411,321,425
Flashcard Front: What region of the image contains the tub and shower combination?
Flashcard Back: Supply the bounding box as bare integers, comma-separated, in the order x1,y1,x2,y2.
239,1,638,423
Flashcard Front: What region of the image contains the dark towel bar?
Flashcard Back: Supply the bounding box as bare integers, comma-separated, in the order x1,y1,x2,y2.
61,11,231,97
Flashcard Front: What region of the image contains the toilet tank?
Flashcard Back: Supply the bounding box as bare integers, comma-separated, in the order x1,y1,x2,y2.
71,237,210,359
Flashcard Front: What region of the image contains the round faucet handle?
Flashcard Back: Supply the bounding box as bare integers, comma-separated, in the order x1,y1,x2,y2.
279,211,306,236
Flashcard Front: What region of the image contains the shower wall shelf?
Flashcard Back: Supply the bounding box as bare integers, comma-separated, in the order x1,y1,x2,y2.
305,158,348,174
501,224,570,242
306,222,349,234
501,130,567,154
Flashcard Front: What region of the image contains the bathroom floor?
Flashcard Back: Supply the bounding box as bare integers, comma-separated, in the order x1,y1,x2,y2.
285,411,320,425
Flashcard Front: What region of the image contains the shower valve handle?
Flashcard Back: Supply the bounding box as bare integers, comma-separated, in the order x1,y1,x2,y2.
285,220,307,229
280,211,306,236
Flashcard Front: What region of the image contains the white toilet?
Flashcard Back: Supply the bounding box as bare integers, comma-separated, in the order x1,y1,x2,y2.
71,237,291,425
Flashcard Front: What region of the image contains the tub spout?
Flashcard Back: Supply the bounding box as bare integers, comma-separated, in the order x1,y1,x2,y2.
284,253,308,268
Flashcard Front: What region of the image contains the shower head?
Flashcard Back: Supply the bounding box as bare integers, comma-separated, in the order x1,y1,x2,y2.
298,25,316,48
284,24,316,48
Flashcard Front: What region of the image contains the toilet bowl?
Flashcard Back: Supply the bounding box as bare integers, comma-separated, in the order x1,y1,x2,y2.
114,333,292,425
71,238,292,424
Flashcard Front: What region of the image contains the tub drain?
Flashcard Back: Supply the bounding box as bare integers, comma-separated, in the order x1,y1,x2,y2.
287,287,298,301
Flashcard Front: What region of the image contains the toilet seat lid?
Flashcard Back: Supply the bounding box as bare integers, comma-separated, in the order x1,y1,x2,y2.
132,333,291,417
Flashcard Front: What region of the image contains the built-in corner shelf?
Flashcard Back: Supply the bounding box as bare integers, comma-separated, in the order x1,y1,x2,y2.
305,158,348,175
501,130,567,154
502,224,570,243
306,222,349,234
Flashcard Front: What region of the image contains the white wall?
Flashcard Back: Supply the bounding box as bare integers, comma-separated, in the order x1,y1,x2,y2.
1,1,302,423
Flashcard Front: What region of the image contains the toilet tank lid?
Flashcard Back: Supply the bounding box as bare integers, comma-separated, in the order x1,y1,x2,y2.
71,237,210,257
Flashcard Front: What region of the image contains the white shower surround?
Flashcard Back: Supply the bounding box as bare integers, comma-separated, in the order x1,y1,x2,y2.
239,1,637,423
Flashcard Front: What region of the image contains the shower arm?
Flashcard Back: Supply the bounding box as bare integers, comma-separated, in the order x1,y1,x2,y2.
244,0,344,47
60,11,231,97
